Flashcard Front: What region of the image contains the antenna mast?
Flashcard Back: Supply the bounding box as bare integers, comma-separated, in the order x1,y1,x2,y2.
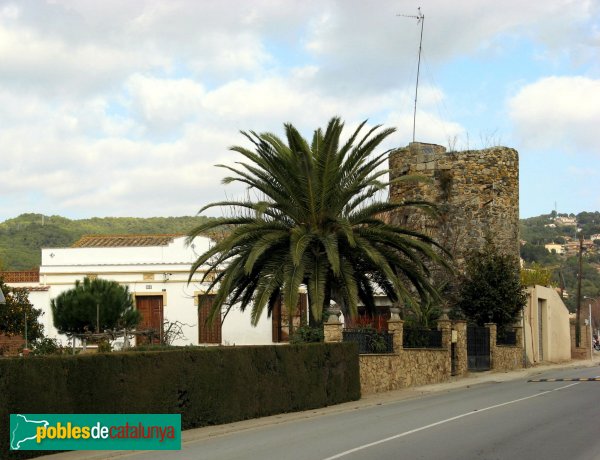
398,7,425,143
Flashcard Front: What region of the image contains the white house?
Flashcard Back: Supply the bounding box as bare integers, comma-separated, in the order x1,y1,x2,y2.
554,216,577,226
544,243,564,255
3,234,292,348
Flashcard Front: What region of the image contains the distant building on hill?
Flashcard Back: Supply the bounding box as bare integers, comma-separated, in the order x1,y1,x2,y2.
554,216,577,226
544,243,564,255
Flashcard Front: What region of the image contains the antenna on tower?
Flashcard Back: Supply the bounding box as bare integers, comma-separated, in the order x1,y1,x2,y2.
397,7,425,143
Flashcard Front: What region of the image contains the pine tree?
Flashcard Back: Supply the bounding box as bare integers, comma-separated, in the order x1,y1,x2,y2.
51,277,140,335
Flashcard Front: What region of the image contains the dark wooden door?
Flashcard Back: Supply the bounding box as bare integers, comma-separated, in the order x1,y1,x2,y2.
198,294,221,344
136,295,163,345
272,294,307,343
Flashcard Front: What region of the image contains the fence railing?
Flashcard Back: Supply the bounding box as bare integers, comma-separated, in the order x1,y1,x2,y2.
496,328,517,346
403,328,443,349
343,329,394,354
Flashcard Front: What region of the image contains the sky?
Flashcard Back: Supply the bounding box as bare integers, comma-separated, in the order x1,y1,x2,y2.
0,0,599,222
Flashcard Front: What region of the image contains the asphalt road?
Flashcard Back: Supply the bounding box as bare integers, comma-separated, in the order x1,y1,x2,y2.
40,362,600,460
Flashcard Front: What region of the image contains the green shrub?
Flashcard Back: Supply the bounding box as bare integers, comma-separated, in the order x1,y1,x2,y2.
97,340,111,353
366,332,388,353
30,338,63,356
290,325,324,343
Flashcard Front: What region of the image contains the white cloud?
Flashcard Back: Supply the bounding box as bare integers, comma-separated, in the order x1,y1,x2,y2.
509,76,600,153
0,22,145,97
0,0,598,221
127,75,205,130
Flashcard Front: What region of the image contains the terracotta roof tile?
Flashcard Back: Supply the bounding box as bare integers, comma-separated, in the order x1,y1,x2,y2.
71,234,184,248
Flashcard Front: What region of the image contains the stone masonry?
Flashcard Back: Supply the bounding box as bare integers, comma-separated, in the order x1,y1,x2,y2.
389,142,520,269
325,317,524,395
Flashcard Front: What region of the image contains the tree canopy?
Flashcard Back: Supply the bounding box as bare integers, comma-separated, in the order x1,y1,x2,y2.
456,242,526,328
188,117,447,325
0,278,44,341
51,277,140,335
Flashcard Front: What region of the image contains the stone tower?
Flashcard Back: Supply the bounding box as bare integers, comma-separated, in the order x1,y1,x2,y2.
389,142,520,270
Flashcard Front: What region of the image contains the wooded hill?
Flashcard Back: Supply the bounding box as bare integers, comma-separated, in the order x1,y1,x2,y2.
0,213,212,271
1,211,598,313
520,211,600,312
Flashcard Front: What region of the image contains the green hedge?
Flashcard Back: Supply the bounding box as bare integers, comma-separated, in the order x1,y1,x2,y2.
0,343,359,459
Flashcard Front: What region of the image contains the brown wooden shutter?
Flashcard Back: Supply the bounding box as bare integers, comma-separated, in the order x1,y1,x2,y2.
272,297,282,342
198,294,221,344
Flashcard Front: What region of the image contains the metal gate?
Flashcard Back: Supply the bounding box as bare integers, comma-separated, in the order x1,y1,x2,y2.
467,326,490,371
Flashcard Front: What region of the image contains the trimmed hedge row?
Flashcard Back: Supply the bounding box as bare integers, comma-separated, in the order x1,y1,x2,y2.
1,343,360,459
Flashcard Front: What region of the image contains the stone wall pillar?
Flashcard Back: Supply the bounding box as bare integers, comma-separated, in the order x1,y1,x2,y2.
387,319,404,353
514,325,523,348
485,323,497,369
437,317,452,350
437,317,452,376
324,319,343,343
452,320,468,376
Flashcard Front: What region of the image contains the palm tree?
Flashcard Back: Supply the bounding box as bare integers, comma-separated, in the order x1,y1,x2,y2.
188,117,446,326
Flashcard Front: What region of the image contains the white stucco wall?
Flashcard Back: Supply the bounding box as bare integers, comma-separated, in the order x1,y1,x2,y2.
8,235,274,347
222,305,273,345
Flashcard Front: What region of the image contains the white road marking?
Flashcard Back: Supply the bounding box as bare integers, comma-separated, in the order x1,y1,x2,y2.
322,382,580,460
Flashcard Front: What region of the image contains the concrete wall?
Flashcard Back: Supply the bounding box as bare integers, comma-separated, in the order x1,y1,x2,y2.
524,285,571,364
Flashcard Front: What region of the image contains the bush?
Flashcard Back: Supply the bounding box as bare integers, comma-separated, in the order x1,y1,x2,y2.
343,329,393,354
97,340,111,353
30,338,63,356
0,344,360,459
290,325,324,344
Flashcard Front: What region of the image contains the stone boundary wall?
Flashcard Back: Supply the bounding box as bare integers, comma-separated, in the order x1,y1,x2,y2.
358,349,449,394
397,348,450,388
487,323,524,371
493,346,523,371
326,317,525,394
